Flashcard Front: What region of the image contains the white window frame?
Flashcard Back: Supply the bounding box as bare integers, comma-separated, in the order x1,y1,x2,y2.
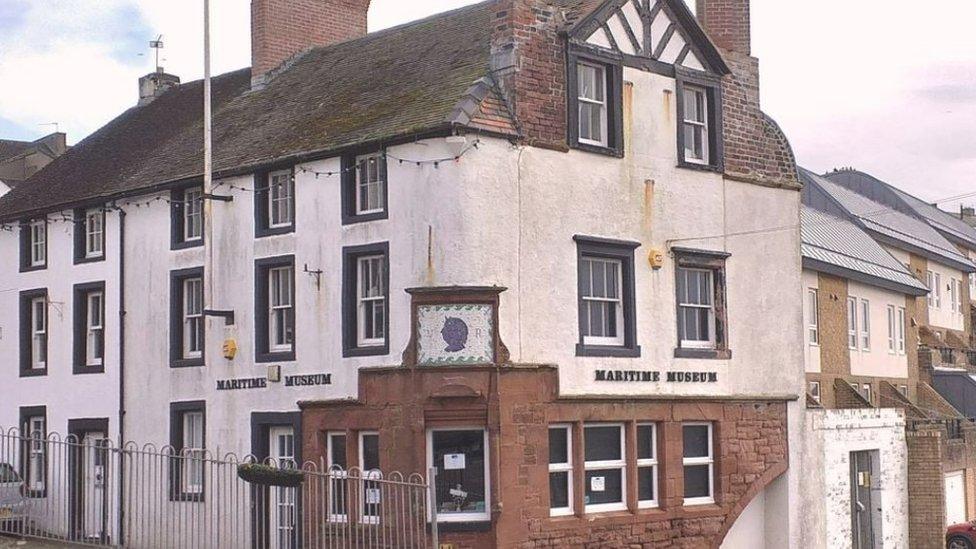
677,267,717,349
952,278,962,313
970,274,976,300
326,432,349,523
183,278,204,359
269,266,294,352
896,307,906,354
847,297,858,350
682,85,710,165
355,153,386,215
859,299,871,351
548,425,573,517
27,416,45,492
935,272,942,308
29,219,46,267
862,384,873,404
581,256,625,347
268,170,294,228
899,384,909,397
86,291,104,367
183,188,203,242
807,289,819,345
809,381,821,404
636,423,658,509
358,431,382,525
682,422,715,506
357,255,386,347
886,305,896,354
927,271,935,307
577,62,608,147
181,411,205,495
426,427,491,523
583,423,627,513
85,209,104,259
31,296,47,370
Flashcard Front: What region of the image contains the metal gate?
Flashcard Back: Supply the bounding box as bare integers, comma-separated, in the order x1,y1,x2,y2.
0,427,437,548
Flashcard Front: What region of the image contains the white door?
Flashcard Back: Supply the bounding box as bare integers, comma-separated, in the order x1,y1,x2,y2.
946,471,967,526
269,427,296,549
82,432,107,539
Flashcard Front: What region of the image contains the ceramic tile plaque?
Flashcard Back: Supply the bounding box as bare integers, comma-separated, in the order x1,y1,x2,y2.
416,304,494,365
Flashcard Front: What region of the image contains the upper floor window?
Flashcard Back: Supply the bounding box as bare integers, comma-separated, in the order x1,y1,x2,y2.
807,289,819,345
859,299,871,350
170,268,205,368
934,272,942,308
673,248,730,360
682,423,714,506
342,150,389,224
676,72,723,171
896,307,906,354
926,271,934,307
951,278,962,313
73,282,106,374
575,236,639,357
342,243,390,357
254,169,295,237
20,219,47,271
568,57,622,155
255,256,296,363
171,187,204,249
846,297,858,350
886,305,897,353
74,207,105,263
19,289,48,377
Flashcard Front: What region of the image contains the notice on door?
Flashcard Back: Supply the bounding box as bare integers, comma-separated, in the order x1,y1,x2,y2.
444,453,466,470
591,476,605,492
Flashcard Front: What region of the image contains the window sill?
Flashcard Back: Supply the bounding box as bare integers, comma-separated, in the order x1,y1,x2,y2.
170,492,206,503
342,210,389,226
429,520,492,533
255,224,295,239
171,357,205,369
677,160,722,174
19,368,48,378
74,254,106,265
571,141,623,158
256,350,295,364
576,344,641,358
73,365,106,375
19,263,47,273
343,343,389,358
171,238,204,251
673,348,730,360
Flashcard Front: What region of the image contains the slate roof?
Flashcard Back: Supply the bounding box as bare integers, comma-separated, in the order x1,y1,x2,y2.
801,205,928,296
0,140,32,163
801,169,976,273
0,0,536,222
824,169,976,252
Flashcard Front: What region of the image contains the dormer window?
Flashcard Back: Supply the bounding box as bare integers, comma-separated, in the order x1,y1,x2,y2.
568,57,623,156
676,71,723,171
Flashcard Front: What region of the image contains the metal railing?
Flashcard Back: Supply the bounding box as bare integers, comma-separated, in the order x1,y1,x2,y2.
938,347,956,365
907,418,967,440
0,427,436,548
967,350,976,367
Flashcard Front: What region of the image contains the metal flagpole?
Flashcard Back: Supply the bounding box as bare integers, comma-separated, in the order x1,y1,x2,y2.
203,0,214,314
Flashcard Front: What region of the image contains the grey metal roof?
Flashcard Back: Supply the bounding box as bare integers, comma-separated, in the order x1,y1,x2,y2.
801,206,929,295
824,169,976,251
801,168,976,273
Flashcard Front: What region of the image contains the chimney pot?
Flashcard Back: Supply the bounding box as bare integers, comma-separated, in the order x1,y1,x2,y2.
138,71,181,106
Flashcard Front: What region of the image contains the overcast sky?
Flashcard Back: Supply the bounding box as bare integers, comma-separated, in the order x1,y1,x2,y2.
1,0,974,209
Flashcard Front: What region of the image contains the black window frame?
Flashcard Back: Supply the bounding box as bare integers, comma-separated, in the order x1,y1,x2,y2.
341,149,389,225
73,207,106,264
255,255,297,363
171,185,205,250
672,247,731,360
574,235,641,358
342,242,390,358
19,405,47,498
19,218,47,272
568,53,624,157
19,288,49,378
170,267,206,368
254,168,296,238
675,69,724,172
169,400,207,502
73,281,107,374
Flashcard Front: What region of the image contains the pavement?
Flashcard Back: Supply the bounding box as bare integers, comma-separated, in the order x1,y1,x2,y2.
0,536,85,548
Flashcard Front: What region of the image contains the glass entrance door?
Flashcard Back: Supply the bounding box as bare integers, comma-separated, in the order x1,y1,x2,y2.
269,426,296,549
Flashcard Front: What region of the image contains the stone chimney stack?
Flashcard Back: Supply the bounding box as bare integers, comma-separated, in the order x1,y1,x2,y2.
138,70,181,106
251,0,371,88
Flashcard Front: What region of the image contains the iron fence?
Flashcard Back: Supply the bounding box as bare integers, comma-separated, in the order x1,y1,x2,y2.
0,427,436,548
906,417,968,440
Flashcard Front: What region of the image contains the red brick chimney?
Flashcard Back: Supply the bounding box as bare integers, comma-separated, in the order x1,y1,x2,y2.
251,0,371,86
695,0,750,55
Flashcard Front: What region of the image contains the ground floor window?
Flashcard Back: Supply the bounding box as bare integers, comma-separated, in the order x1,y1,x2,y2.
583,424,626,512
682,423,714,505
427,428,489,522
548,425,573,516
360,432,381,524
327,432,348,522
636,423,658,508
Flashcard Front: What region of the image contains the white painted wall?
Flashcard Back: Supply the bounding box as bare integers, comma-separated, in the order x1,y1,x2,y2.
926,261,967,331
0,181,10,197
803,269,821,374
721,487,765,549
847,280,910,379
801,408,909,549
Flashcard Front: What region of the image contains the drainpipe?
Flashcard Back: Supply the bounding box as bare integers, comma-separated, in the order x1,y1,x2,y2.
116,207,127,543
